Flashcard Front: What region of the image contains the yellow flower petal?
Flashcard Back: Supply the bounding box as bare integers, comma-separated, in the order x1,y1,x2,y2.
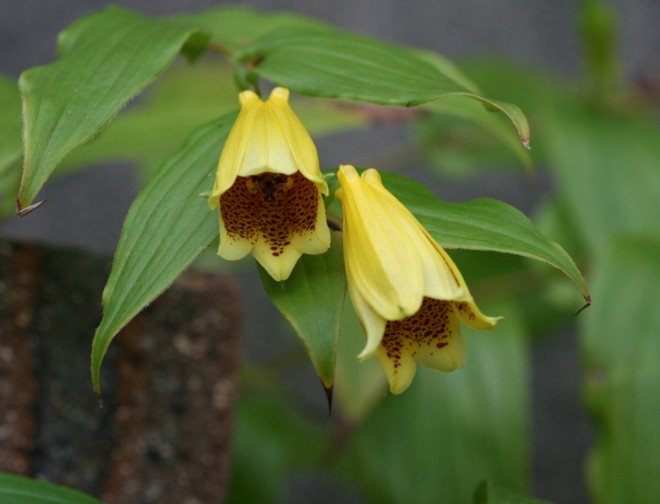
454,300,500,331
336,164,499,394
337,165,474,321
375,298,468,394
345,256,387,360
208,88,331,280
337,166,426,319
267,88,328,192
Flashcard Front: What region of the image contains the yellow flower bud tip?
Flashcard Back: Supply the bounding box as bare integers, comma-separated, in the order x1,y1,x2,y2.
336,164,499,394
210,87,330,281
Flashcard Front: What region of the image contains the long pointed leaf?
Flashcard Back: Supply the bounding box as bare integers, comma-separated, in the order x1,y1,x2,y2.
379,171,589,300
258,234,346,389
236,29,529,146
183,6,332,50
91,113,236,394
423,94,533,172
18,6,209,208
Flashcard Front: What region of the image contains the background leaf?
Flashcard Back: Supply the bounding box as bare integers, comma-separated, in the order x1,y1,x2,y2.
0,473,101,504
333,296,387,422
543,106,660,254
18,6,209,207
258,234,346,389
474,480,552,504
581,237,660,504
226,394,327,504
90,113,236,393
339,302,530,504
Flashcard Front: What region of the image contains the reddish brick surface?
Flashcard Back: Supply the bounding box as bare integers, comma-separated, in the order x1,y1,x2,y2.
0,240,240,502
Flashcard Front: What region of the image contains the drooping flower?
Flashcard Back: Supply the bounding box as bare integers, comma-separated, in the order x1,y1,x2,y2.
207,87,331,281
335,164,499,394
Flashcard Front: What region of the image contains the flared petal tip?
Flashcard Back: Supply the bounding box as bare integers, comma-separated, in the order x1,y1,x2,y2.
373,346,418,395
252,242,304,282
337,165,360,187
454,300,502,331
205,191,221,210
389,379,415,395
257,259,297,282
238,89,260,106
269,87,290,101
357,345,377,362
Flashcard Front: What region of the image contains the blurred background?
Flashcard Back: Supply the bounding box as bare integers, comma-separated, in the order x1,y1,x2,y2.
1,1,659,503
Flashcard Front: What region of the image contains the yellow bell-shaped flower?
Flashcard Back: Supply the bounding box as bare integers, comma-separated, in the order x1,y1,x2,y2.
336,165,500,394
208,87,331,281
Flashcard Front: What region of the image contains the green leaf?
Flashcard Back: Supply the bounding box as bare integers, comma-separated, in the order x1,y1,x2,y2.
381,171,588,300
258,234,346,389
236,29,529,145
421,95,533,173
416,50,481,94
460,59,573,131
183,6,332,51
0,76,22,177
474,480,552,504
18,6,209,208
60,62,241,180
416,54,532,173
339,302,530,503
0,473,101,504
578,0,621,98
581,237,660,504
236,29,463,105
91,112,237,394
